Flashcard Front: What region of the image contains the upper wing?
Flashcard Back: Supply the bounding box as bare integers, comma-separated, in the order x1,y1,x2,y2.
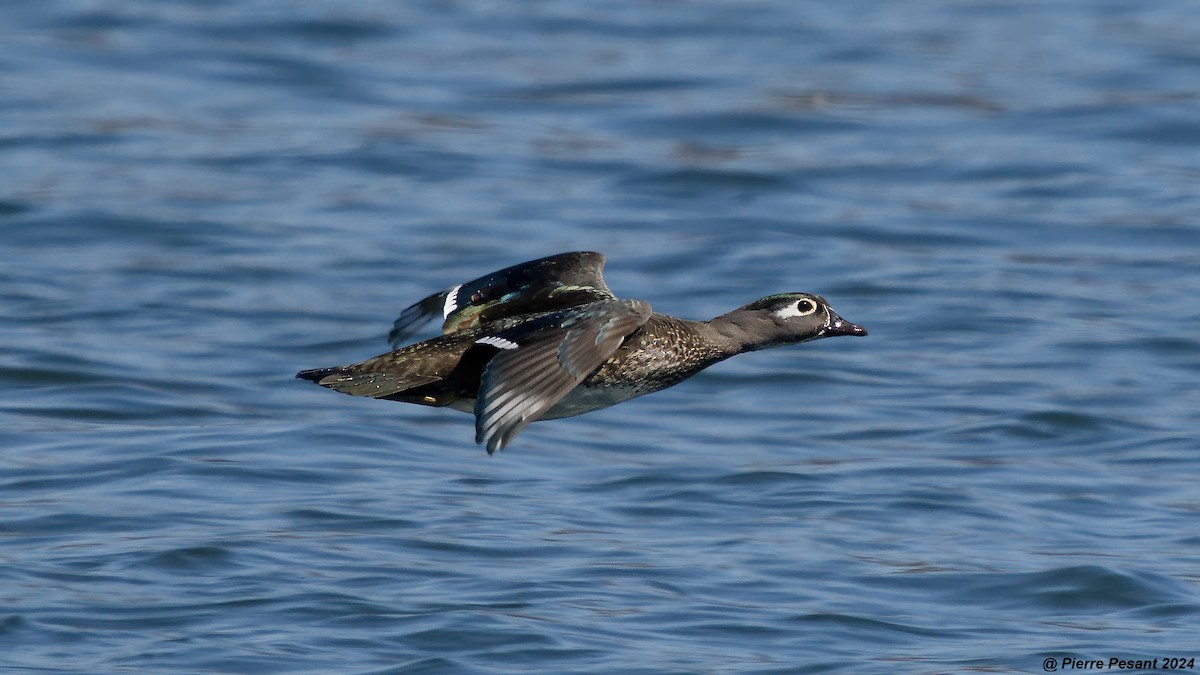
472,298,652,454
386,291,450,348
387,252,615,348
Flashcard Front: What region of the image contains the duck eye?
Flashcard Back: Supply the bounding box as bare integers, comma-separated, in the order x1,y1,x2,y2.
795,299,816,315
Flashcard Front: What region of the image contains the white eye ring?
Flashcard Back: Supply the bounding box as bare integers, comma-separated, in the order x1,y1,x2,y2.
773,298,820,319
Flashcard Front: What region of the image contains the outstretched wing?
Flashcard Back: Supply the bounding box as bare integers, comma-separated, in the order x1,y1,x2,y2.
473,298,652,454
388,252,615,348
386,291,451,348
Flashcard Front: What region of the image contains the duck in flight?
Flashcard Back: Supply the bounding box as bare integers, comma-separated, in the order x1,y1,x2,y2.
297,252,867,454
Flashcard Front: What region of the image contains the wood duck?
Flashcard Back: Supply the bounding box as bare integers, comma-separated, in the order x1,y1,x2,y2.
297,252,866,454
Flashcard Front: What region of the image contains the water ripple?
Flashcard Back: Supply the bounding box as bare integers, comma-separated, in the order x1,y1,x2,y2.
3,0,1199,672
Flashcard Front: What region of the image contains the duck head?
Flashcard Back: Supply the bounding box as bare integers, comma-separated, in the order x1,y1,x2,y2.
716,292,867,351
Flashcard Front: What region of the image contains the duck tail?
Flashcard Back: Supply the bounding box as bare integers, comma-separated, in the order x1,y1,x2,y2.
296,363,444,401
296,366,344,383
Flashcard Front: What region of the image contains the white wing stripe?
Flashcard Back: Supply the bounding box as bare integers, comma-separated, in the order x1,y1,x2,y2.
442,284,462,318
475,335,519,350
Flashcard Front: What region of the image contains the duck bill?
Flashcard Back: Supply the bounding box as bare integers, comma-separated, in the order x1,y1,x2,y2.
823,310,867,337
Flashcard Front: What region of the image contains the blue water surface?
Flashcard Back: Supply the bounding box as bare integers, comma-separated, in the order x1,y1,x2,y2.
3,1,1200,673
